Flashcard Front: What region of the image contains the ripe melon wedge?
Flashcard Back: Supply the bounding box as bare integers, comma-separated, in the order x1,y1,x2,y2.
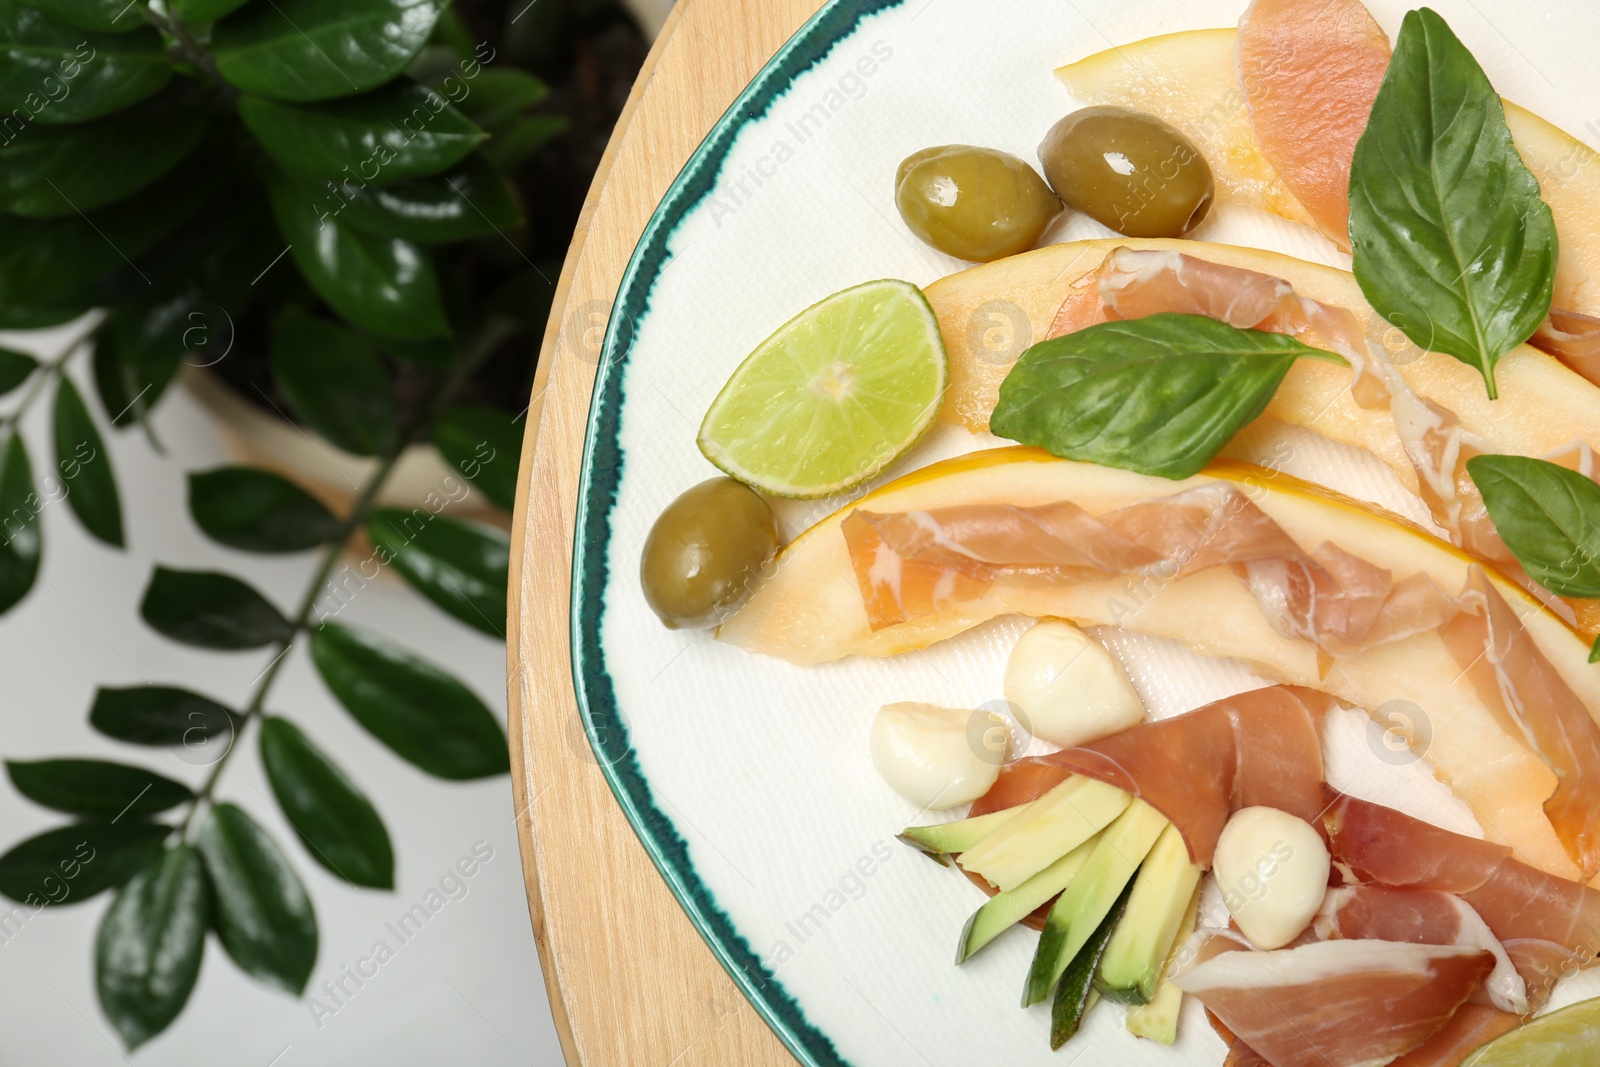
718,447,1599,881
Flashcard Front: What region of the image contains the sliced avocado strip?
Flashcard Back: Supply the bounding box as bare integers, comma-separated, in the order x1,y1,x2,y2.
1021,798,1167,1006
1095,822,1203,1004
1050,876,1135,1050
958,776,1131,891
956,838,1094,963
1126,882,1201,1044
898,806,1026,864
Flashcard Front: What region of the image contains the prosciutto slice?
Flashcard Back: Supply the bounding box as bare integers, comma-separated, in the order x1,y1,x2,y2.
1175,938,1495,1067
1532,308,1600,386
1387,1005,1521,1067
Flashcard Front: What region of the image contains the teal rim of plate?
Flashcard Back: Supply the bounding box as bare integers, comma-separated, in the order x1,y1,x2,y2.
570,2,907,1065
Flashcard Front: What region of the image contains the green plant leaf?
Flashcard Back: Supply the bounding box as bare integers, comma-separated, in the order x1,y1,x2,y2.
189,466,340,553
433,405,522,511
0,305,85,329
1592,635,1600,665
0,349,36,396
269,308,398,455
0,821,168,905
337,154,522,243
213,0,445,102
195,803,316,993
369,509,507,636
0,2,170,122
96,846,208,1050
0,435,40,614
990,313,1344,480
139,566,292,650
7,759,191,818
1467,455,1600,598
53,376,124,547
259,717,393,889
455,68,549,131
90,686,236,749
21,0,144,33
265,168,449,338
0,96,205,217
1348,8,1556,400
239,81,484,183
310,622,507,779
376,335,453,367
479,114,568,173
172,0,249,21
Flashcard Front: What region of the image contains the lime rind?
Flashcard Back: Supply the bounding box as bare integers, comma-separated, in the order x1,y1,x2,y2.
1462,997,1600,1067
696,279,948,499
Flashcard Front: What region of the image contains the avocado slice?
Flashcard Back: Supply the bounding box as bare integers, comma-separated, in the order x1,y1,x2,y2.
1126,882,1201,1044
1051,877,1135,1050
1021,798,1167,1006
958,776,1131,891
956,838,1094,963
1095,822,1203,1004
898,806,1025,865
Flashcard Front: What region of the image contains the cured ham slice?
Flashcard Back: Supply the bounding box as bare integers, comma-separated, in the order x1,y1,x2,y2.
1175,938,1495,1067
1387,1005,1520,1067
1532,309,1600,387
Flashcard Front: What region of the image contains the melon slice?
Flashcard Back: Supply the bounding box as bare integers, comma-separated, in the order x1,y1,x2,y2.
718,448,1600,881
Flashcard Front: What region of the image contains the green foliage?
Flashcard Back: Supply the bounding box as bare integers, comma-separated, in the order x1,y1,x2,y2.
370,507,509,635
53,375,123,545
433,404,524,510
0,821,169,905
0,2,171,123
89,685,236,746
140,566,293,649
260,717,395,888
1468,456,1600,598
0,435,40,613
189,466,341,552
196,804,317,993
7,759,192,817
96,846,210,1049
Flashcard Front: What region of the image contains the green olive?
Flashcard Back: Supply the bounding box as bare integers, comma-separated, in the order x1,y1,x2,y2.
894,145,1062,262
1037,106,1215,238
640,478,779,630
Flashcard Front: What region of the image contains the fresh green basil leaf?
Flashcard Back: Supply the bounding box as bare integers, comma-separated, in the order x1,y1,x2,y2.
0,821,168,905
265,168,449,339
369,509,507,636
53,376,123,547
1348,9,1555,400
310,622,507,779
96,846,208,1050
0,2,170,122
21,0,143,33
990,313,1343,479
337,154,522,243
259,717,393,889
1467,455,1600,598
7,759,191,818
432,405,522,511
0,96,205,217
89,686,236,749
172,0,250,21
479,114,568,173
239,82,484,183
139,567,292,650
0,435,40,614
1591,635,1600,665
195,803,316,993
0,349,36,396
213,0,444,103
188,467,340,553
455,68,549,131
270,308,398,455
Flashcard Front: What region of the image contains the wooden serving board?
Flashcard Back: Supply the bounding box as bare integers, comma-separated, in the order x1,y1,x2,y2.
507,1,823,1063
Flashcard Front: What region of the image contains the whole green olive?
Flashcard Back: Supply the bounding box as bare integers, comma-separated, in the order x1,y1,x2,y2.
894,145,1062,262
1037,106,1215,238
640,477,779,630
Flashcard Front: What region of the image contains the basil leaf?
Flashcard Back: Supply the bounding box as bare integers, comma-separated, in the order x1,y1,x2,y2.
139,566,292,649
1591,635,1600,665
480,114,568,173
310,622,507,779
96,846,208,1049
0,821,168,906
0,435,40,614
270,307,398,455
0,349,36,396
21,0,143,33
172,0,249,21
1467,455,1600,598
213,0,444,103
369,509,508,636
1348,8,1556,400
259,717,393,889
196,803,316,994
90,685,236,748
189,466,340,553
7,759,191,818
433,405,522,511
337,155,522,243
990,313,1343,480
455,68,549,131
239,82,484,183
0,2,171,122
53,376,124,547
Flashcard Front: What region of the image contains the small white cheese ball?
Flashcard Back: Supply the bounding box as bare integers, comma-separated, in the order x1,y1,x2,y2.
1003,621,1145,748
869,702,1002,810
1213,806,1331,950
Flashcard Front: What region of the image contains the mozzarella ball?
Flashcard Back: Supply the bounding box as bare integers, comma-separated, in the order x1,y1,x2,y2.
1003,621,1145,748
870,702,1003,810
1213,807,1331,950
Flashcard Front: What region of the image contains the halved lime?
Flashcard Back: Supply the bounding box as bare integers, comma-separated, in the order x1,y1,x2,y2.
697,279,947,498
1462,998,1600,1067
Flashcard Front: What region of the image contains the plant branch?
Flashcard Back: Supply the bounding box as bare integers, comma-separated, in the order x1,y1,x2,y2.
0,318,102,438
145,7,235,99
